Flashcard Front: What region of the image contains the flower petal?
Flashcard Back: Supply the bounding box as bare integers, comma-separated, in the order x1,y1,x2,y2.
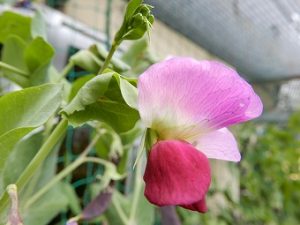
180,197,207,213
196,128,241,162
138,57,263,140
143,140,211,206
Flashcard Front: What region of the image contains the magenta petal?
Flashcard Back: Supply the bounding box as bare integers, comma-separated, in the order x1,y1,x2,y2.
143,140,211,206
138,57,263,140
180,198,207,213
196,128,241,162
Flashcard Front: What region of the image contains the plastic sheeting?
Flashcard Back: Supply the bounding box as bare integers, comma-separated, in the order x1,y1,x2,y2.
146,0,300,82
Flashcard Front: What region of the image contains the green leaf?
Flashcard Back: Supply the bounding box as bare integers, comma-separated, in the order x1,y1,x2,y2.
25,37,55,86
1,132,43,193
66,100,139,133
22,183,68,225
69,74,95,101
0,11,32,43
1,35,29,87
134,187,155,225
62,71,139,133
0,84,63,173
25,37,54,72
120,77,138,109
31,10,47,39
1,36,55,87
2,35,28,74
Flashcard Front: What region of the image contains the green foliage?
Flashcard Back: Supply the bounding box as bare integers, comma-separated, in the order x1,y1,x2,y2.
0,84,62,173
0,3,158,225
2,36,55,87
62,70,139,132
0,11,32,43
1,132,43,192
237,113,300,225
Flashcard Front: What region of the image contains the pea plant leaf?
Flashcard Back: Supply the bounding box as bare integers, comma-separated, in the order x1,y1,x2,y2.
31,9,47,39
25,37,55,86
1,35,29,87
62,71,139,133
1,36,55,87
0,11,32,43
0,83,63,173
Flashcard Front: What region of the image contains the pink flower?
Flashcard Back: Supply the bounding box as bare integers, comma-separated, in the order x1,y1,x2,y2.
138,57,263,212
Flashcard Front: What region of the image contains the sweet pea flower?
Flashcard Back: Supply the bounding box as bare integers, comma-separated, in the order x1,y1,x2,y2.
137,57,263,213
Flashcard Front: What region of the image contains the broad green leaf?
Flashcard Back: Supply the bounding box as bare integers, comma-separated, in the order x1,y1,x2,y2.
62,71,139,133
134,187,155,225
25,37,55,86
1,36,55,87
31,10,47,39
1,35,29,87
2,35,28,74
0,11,32,43
1,132,43,193
22,183,68,225
66,101,139,133
25,37,54,73
63,73,113,114
69,74,94,101
0,84,62,173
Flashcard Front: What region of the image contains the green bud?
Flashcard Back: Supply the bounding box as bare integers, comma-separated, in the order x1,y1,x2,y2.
147,14,155,25
115,0,154,43
137,5,151,16
131,13,144,28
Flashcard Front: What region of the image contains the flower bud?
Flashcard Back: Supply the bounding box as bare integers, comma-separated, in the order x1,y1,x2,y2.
115,0,154,43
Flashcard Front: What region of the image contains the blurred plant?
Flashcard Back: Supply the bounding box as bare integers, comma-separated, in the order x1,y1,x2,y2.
177,114,300,225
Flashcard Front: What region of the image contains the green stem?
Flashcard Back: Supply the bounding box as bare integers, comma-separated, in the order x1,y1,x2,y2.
128,159,143,225
25,133,101,208
0,61,29,77
98,41,119,75
0,118,68,212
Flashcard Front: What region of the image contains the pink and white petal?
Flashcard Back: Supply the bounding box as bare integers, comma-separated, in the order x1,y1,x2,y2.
143,140,211,206
196,128,241,162
138,57,263,140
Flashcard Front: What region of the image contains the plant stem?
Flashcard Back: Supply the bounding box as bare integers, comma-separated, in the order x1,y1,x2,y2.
98,41,119,75
128,159,143,225
0,61,29,77
25,133,101,208
0,118,68,212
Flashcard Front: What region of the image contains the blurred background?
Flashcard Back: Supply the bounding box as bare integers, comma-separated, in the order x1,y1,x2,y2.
0,0,300,224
